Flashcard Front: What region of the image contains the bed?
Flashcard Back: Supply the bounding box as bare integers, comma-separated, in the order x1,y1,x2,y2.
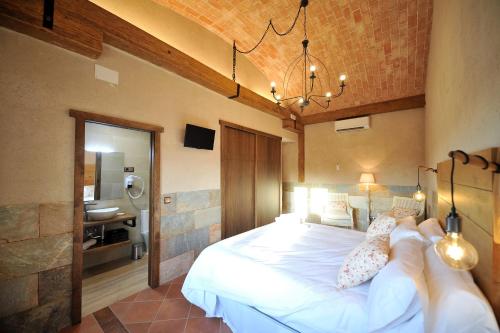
182,220,419,333
182,148,500,333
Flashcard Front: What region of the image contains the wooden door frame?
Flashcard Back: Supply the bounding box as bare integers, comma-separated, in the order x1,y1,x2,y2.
219,120,282,239
69,110,164,324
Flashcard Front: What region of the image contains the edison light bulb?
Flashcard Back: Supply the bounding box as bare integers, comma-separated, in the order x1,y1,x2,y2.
310,65,316,72
339,74,347,82
435,232,478,270
413,189,426,202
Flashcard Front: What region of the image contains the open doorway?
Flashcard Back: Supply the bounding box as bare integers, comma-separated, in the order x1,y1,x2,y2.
81,123,151,315
70,110,163,324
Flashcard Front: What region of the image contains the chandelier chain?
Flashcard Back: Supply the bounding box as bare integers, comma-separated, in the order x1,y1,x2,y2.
232,3,304,81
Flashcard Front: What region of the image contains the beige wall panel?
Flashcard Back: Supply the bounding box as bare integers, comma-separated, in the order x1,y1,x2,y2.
0,28,296,205
425,0,500,217
305,108,425,186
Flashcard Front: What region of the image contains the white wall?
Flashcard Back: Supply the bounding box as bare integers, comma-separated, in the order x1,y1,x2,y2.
425,0,500,215
305,108,425,186
0,28,297,206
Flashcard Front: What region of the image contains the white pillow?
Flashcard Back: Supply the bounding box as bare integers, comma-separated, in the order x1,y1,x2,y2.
418,218,445,243
396,215,417,227
366,214,397,238
337,235,390,289
390,219,427,248
367,238,428,332
424,246,499,333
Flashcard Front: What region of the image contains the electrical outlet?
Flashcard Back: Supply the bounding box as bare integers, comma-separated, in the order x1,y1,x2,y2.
164,196,172,204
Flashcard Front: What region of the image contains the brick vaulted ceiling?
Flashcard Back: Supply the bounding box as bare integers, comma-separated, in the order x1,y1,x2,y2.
153,0,433,115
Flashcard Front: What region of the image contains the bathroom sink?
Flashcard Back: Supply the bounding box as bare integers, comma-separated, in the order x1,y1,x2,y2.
87,207,120,221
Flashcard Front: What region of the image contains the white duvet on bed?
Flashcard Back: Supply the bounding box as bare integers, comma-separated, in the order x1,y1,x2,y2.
182,222,372,333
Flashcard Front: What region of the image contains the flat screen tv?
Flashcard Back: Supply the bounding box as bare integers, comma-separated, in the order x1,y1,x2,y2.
184,124,216,150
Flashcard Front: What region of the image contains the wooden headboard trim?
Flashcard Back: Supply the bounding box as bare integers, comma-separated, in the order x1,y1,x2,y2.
437,148,500,321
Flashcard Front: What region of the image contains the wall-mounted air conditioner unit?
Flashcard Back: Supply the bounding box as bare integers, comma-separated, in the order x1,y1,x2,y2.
334,116,370,132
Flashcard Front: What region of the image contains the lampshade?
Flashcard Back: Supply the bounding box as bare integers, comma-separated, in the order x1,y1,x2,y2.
359,173,375,184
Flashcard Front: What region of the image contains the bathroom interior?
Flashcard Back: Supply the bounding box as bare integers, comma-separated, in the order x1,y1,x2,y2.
82,122,151,316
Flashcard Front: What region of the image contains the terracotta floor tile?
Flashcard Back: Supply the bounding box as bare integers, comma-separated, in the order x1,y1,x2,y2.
156,282,171,294
60,314,104,333
149,319,187,333
156,298,191,320
170,274,187,285
109,302,133,321
220,321,233,333
125,322,151,333
120,301,162,323
185,317,221,333
166,283,184,299
135,287,167,301
119,292,139,303
188,304,205,318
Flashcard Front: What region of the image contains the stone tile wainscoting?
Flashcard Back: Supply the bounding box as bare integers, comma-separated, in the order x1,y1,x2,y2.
159,189,221,284
0,202,73,332
282,182,419,231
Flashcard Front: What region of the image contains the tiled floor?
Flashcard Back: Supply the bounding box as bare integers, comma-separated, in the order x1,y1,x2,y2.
62,275,232,333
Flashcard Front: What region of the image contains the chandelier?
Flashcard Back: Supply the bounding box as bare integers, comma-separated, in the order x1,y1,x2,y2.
232,0,347,112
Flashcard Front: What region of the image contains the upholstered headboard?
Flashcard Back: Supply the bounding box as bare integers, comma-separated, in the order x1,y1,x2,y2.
437,147,500,321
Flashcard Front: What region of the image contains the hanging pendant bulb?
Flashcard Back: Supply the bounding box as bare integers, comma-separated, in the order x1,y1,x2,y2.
435,232,478,270
413,189,426,202
434,154,478,271
413,168,426,202
435,212,479,271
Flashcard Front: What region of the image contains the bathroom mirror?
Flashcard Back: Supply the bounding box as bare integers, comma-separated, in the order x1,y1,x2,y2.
84,151,125,201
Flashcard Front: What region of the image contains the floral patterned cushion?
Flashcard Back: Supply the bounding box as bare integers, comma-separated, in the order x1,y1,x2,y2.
392,207,419,219
366,214,397,238
337,235,390,289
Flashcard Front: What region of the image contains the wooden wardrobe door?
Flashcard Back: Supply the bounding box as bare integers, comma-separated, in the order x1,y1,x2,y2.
221,126,256,238
255,135,282,227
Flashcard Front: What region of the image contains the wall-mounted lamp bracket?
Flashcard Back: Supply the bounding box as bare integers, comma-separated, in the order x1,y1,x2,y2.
449,150,500,173
43,0,54,29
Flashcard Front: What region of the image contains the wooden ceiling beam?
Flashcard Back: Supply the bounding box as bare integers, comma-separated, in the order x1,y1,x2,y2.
0,0,301,129
301,94,426,125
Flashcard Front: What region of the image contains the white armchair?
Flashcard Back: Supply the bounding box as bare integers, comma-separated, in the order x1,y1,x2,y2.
391,196,425,223
319,193,354,229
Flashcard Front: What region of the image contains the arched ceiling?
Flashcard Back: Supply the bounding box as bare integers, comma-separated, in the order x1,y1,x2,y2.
153,0,433,115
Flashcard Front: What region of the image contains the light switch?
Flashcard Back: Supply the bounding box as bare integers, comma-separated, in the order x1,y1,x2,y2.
164,196,172,204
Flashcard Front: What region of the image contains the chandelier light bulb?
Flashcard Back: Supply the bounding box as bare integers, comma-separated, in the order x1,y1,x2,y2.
435,232,478,270
270,81,276,88
309,65,316,72
339,74,347,82
275,94,281,101
298,97,304,104
325,92,332,98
